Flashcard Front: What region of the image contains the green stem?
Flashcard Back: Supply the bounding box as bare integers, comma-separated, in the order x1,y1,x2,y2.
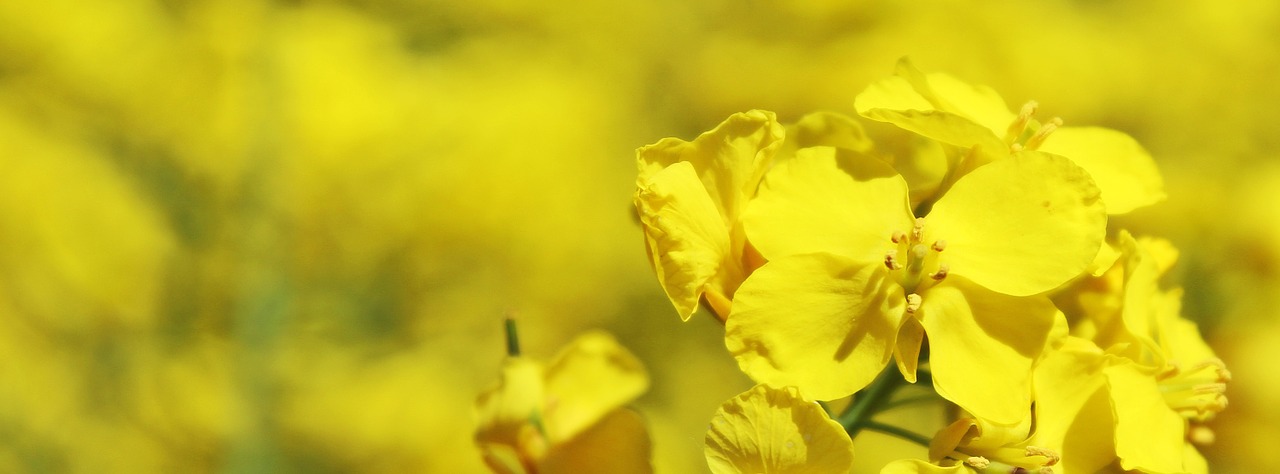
837,366,904,435
505,317,521,357
862,420,932,448
878,393,941,412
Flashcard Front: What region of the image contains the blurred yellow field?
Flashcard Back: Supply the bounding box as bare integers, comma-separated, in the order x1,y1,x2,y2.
0,0,1275,472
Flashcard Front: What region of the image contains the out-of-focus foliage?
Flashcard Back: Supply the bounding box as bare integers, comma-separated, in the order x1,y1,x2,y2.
0,0,1275,472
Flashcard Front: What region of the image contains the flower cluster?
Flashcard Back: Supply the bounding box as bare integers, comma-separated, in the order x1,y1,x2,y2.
634,60,1227,473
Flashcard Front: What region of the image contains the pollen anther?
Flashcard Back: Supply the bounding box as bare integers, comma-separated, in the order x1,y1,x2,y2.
912,218,926,242
884,251,902,270
930,263,950,281
905,294,922,314
1025,446,1060,466
964,456,990,469
891,231,907,244
931,240,947,252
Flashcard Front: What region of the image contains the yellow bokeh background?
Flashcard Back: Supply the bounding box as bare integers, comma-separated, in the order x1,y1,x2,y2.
0,0,1275,472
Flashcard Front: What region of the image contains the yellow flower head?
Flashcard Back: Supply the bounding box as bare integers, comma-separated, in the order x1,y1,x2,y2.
726,145,1105,424
474,328,652,474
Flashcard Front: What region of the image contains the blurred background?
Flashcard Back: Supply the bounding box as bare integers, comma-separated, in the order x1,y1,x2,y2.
0,0,1276,472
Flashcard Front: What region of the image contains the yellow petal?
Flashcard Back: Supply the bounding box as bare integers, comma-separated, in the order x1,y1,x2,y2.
854,60,1010,167
635,161,734,320
636,109,784,222
894,58,1016,137
1104,362,1186,474
705,385,853,474
1037,127,1165,215
894,317,925,383
919,278,1056,425
542,331,649,443
542,409,653,474
743,146,914,263
1031,338,1116,474
926,150,1106,297
726,253,906,400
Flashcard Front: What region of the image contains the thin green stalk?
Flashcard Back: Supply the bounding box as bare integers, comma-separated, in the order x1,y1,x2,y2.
862,420,932,447
837,366,904,435
505,317,521,356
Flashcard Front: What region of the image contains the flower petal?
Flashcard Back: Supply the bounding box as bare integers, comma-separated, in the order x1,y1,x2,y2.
1031,337,1117,474
926,150,1106,296
854,60,1011,166
705,385,853,474
726,253,906,400
636,109,784,222
1105,362,1186,474
1037,127,1165,215
744,146,914,263
919,278,1056,425
635,161,734,320
542,408,653,474
542,331,649,443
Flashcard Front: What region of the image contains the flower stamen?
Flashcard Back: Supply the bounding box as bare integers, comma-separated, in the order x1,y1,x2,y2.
1024,117,1063,151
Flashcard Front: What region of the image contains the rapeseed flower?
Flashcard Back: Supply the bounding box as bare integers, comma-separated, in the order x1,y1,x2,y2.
474,328,652,474
727,146,1105,424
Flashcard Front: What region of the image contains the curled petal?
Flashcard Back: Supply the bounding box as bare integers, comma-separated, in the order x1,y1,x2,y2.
635,161,734,320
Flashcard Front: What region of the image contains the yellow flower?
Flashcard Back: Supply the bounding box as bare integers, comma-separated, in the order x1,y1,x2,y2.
634,110,784,321
474,330,652,474
854,59,1165,215
1032,336,1210,474
704,385,854,474
726,146,1105,424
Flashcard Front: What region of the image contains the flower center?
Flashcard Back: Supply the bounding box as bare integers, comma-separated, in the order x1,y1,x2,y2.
884,218,948,304
1157,358,1230,422
1005,101,1062,153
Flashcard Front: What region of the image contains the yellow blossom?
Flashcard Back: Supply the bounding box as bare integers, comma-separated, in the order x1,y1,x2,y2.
726,145,1104,424
474,330,652,474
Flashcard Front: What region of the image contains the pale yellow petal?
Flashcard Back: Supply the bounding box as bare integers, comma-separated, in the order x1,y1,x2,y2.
543,331,649,442
926,150,1106,296
635,161,733,320
542,409,653,474
1037,127,1165,215
726,253,906,400
919,278,1056,425
705,385,854,474
1104,362,1186,474
894,317,924,383
1031,338,1116,474
744,146,914,263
